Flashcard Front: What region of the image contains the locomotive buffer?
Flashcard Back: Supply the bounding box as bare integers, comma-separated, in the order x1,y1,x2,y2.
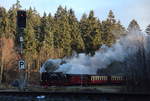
17,10,26,91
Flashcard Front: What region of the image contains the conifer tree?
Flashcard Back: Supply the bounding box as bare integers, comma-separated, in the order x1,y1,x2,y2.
80,11,102,55
24,8,38,67
108,10,116,24
39,12,47,43
112,21,126,38
0,6,8,84
40,12,55,59
29,8,42,69
106,10,126,39
54,6,72,57
8,0,21,39
80,13,89,54
0,7,9,37
68,9,84,53
101,10,116,46
101,20,115,46
127,19,141,33
44,13,54,48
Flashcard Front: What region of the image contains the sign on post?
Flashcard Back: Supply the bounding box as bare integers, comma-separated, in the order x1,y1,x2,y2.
19,60,25,70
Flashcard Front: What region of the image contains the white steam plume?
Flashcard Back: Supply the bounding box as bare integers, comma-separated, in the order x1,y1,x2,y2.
41,30,149,74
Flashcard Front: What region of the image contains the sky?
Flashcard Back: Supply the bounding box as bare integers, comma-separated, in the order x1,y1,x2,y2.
0,0,150,30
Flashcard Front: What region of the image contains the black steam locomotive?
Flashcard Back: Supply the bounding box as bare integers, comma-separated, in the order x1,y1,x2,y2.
41,72,126,86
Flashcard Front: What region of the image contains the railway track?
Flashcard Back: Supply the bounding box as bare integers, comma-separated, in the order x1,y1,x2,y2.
0,91,150,101
0,91,150,97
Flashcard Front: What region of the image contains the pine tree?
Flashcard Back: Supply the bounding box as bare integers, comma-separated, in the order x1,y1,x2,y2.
88,11,102,55
101,10,116,46
39,12,47,43
8,0,21,39
108,10,116,24
54,6,72,57
112,20,126,38
68,8,84,53
80,11,102,55
106,10,126,40
39,12,55,59
0,7,9,38
45,13,54,48
0,6,7,84
101,20,115,46
29,8,41,70
146,24,150,35
24,8,38,68
127,19,141,33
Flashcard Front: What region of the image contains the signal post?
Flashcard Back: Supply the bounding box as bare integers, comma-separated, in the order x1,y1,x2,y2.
17,10,26,91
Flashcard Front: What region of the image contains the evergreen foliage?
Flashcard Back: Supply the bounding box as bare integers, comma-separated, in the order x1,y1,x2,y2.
53,6,72,57
0,3,130,71
127,19,141,32
1,2,150,92
80,11,102,55
0,2,130,72
68,9,84,53
101,10,116,46
0,7,8,38
8,0,21,39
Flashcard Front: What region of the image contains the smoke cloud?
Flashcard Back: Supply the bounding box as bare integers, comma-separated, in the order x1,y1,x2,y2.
40,30,149,74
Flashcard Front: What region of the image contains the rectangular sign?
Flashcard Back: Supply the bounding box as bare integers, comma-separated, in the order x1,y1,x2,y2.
19,60,25,70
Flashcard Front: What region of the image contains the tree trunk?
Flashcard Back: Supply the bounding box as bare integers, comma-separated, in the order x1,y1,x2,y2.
0,39,4,84
0,59,4,84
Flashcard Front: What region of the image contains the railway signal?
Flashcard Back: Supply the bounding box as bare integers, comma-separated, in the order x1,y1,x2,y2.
17,10,26,28
17,10,27,91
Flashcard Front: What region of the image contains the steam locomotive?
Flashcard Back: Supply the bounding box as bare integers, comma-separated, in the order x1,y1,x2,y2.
41,72,126,86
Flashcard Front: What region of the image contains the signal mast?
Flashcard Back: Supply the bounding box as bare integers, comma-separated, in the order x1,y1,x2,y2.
17,10,26,91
